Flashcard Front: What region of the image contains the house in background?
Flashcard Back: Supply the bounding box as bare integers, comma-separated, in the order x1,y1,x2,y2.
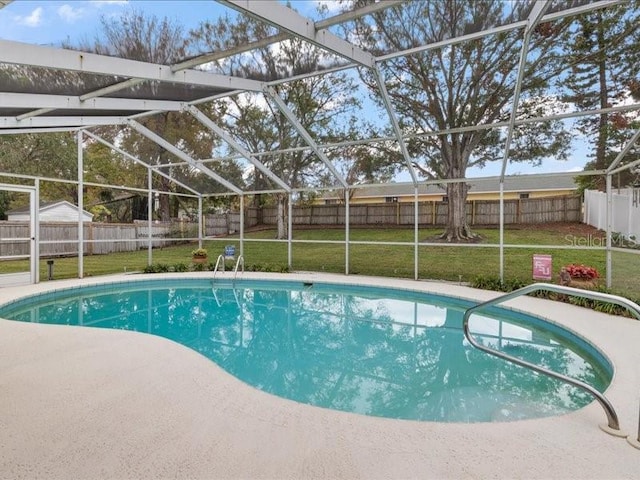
7,201,94,222
318,175,579,204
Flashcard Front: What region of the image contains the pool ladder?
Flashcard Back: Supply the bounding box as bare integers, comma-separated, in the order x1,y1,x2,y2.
462,282,640,438
212,254,243,283
211,254,243,308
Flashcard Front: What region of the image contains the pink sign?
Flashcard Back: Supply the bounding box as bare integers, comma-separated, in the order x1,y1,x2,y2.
532,254,552,281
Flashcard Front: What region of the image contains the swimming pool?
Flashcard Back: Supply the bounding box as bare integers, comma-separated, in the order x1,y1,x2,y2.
0,277,612,423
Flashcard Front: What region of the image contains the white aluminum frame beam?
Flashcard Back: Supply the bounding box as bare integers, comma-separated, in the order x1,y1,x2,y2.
81,130,201,196
172,32,289,73
176,0,403,72
185,104,291,192
0,40,265,92
12,0,616,126
77,131,84,279
80,78,144,102
499,0,551,181
1,92,185,112
607,128,640,175
1,116,129,128
127,120,242,194
16,108,54,121
0,126,82,135
378,0,625,62
218,0,375,68
0,168,201,197
118,101,640,171
263,86,348,188
372,66,418,185
317,0,405,27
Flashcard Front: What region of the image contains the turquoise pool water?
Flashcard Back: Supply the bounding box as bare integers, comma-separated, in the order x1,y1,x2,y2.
0,279,611,423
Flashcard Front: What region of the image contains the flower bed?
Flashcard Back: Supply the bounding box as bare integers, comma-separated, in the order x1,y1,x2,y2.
560,264,599,290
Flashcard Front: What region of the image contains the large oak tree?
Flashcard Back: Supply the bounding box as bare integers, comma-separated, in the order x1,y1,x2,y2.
348,0,572,241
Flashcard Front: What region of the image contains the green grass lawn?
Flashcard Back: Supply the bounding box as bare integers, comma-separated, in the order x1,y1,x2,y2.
2,224,639,299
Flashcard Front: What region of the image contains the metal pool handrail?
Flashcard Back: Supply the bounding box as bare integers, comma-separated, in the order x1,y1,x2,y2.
462,283,640,435
233,255,244,284
212,255,225,281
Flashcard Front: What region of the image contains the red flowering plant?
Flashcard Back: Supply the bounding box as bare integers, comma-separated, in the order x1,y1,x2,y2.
564,264,600,280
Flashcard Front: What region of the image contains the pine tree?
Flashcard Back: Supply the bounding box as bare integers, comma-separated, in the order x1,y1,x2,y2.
561,3,640,190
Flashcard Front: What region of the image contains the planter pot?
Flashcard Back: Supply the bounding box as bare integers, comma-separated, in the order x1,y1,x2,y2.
192,256,208,264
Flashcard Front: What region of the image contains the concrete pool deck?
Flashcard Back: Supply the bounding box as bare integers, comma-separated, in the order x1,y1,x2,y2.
1,272,639,479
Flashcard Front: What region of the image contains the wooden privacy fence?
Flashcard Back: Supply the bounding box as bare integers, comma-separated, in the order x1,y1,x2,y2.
0,220,198,257
0,195,581,257
260,195,582,227
203,212,253,236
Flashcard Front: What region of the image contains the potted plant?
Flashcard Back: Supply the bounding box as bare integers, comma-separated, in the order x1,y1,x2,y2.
191,247,208,264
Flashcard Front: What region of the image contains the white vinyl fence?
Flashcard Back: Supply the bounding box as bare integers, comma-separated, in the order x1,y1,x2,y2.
584,188,640,240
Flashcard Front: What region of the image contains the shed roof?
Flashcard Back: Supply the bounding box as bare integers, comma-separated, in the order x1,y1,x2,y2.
7,200,94,218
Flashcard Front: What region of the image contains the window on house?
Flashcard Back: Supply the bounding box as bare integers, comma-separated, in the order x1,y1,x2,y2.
441,196,449,203
325,199,338,205
385,196,399,203
519,193,530,199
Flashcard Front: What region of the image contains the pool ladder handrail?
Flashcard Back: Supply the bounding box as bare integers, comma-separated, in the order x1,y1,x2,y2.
233,255,244,285
212,254,225,282
462,282,640,436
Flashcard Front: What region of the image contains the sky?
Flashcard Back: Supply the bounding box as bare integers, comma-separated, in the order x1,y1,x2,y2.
0,0,323,45
0,0,589,180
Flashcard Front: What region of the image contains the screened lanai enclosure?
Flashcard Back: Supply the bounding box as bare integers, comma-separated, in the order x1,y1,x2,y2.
0,0,639,297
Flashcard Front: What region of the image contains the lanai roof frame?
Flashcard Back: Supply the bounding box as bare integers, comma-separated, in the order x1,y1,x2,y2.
0,0,636,206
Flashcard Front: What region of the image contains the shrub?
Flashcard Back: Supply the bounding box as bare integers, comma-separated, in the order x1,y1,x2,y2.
191,262,208,272
471,276,640,319
470,276,525,292
142,264,157,274
191,248,208,258
143,263,171,273
564,264,599,280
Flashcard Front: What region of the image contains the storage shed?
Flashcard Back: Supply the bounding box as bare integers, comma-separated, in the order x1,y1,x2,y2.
7,201,94,222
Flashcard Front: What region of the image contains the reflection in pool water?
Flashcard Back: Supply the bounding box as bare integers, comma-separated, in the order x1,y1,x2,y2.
0,279,611,422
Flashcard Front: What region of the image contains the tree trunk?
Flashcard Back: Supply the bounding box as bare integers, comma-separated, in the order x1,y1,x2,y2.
158,183,171,222
276,193,287,239
439,181,476,242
